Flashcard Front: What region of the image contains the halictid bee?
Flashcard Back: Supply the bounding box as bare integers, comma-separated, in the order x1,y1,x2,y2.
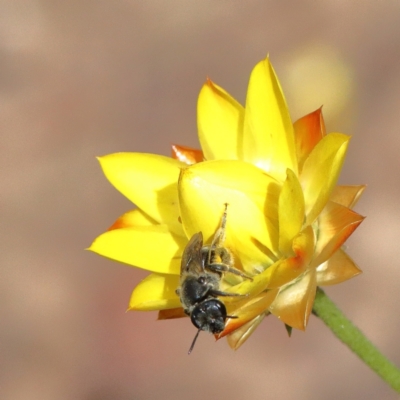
176,204,252,354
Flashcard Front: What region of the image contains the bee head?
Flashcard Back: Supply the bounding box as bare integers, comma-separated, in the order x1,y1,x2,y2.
190,298,227,334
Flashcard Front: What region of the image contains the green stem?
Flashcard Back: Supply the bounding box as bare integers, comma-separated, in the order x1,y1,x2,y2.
313,287,400,393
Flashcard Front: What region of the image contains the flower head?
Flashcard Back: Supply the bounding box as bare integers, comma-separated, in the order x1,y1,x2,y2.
89,57,364,350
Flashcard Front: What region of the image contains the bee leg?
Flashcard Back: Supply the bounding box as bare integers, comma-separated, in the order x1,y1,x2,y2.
207,203,229,264
208,289,246,298
213,203,228,245
207,262,253,281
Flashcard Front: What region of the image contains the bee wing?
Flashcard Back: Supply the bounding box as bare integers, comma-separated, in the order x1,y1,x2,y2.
180,232,204,275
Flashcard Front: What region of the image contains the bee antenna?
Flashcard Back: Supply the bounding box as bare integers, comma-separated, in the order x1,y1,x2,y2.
188,329,201,355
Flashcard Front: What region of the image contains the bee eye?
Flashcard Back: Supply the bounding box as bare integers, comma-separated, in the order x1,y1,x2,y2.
198,277,206,284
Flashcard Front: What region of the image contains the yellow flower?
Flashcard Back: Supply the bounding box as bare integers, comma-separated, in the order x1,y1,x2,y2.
89,57,364,350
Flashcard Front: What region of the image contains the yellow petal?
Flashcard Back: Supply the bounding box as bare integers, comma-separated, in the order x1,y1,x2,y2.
278,168,305,255
329,185,366,209
242,57,297,181
218,290,278,338
178,160,281,273
226,313,268,350
128,273,181,311
293,108,326,171
88,225,185,274
221,258,280,300
269,269,317,330
300,133,350,225
98,153,184,236
269,225,315,288
316,249,362,286
311,201,364,268
197,79,244,160
108,208,157,230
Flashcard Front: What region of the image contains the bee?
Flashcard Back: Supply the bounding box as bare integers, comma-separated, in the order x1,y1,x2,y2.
176,204,252,354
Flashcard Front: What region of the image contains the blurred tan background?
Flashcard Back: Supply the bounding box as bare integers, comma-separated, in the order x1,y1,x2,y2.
1,1,400,399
